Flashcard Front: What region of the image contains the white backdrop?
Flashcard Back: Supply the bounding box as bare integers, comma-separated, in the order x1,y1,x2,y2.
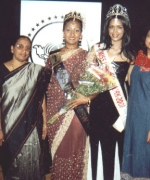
20,0,102,66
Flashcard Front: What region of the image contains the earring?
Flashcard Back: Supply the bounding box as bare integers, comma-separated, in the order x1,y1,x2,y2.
62,38,65,45
78,38,82,46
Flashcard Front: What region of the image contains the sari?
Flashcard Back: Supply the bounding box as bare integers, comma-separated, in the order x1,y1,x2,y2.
0,63,51,180
46,48,89,180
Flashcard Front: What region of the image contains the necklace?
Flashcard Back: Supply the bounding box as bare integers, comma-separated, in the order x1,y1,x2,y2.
11,61,14,70
10,60,27,70
65,46,78,51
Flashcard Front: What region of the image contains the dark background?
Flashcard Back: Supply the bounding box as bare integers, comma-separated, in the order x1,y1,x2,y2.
0,0,150,63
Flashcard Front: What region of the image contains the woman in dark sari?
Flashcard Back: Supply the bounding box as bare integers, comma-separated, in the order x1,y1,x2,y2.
0,35,51,180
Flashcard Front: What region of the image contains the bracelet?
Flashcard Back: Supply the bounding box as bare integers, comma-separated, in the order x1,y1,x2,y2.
43,125,47,129
87,97,91,107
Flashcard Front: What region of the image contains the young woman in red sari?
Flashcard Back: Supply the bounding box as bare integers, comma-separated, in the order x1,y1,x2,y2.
45,11,91,180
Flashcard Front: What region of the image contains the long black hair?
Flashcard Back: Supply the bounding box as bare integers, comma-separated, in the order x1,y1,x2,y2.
102,15,134,62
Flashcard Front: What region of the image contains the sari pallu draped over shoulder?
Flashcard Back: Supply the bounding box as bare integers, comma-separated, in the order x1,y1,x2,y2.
46,48,89,180
1,63,51,177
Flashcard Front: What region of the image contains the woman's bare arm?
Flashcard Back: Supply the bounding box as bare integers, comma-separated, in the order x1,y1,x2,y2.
41,95,47,140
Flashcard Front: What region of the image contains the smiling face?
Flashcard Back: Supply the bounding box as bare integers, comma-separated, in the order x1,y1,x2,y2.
108,18,125,43
145,30,150,50
63,19,82,48
11,37,31,62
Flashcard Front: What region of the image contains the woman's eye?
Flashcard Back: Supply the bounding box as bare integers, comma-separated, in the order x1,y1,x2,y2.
75,29,80,33
66,28,70,32
118,26,123,29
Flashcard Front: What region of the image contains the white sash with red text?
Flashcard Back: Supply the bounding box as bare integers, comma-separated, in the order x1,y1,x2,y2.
94,43,127,132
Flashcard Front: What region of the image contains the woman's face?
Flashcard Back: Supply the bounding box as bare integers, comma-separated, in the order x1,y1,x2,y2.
108,18,125,43
145,30,150,50
11,38,31,62
63,19,82,47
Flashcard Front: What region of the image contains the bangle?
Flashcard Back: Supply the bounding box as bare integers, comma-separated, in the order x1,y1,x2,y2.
87,97,91,107
43,125,47,129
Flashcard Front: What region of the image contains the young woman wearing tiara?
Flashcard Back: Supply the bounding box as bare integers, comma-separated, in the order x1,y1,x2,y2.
122,26,150,180
45,11,91,180
88,4,134,180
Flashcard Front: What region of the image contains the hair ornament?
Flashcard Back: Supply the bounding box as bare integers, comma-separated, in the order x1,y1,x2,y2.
106,4,129,20
64,11,82,21
64,11,86,28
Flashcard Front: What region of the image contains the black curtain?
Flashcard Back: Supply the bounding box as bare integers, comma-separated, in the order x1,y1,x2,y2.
0,0,150,63
0,0,20,63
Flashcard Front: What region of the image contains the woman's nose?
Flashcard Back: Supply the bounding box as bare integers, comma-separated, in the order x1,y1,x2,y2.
70,31,75,36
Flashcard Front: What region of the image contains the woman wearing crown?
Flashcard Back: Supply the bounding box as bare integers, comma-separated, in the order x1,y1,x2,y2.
45,11,91,180
89,4,134,180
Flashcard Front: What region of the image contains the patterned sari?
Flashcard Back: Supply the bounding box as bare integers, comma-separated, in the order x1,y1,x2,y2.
46,48,89,180
0,63,51,180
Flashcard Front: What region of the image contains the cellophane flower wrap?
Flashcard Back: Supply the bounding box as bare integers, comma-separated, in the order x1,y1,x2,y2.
48,51,117,124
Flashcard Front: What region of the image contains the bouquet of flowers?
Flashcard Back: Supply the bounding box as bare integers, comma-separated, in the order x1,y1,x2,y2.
48,53,117,124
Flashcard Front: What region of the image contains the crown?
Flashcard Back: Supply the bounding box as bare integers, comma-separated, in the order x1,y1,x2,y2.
64,11,83,22
106,4,129,20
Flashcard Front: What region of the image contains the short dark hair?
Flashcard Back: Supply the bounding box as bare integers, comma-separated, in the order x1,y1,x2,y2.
11,35,31,46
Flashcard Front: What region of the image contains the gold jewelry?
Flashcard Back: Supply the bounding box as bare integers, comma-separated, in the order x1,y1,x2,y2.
11,61,14,70
43,125,47,129
87,97,91,107
10,60,28,70
64,11,86,28
64,11,83,22
65,46,78,50
84,97,91,106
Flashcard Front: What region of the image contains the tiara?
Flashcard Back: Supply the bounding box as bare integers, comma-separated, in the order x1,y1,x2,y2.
64,11,83,22
106,4,129,20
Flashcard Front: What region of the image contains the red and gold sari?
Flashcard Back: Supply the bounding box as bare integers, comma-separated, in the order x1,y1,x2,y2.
46,48,89,180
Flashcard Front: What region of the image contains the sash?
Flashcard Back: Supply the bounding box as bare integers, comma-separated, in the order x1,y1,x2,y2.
95,44,127,132
51,54,90,135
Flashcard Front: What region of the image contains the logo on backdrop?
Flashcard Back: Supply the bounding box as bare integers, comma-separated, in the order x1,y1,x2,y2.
28,16,90,66
27,15,90,66
28,15,64,66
